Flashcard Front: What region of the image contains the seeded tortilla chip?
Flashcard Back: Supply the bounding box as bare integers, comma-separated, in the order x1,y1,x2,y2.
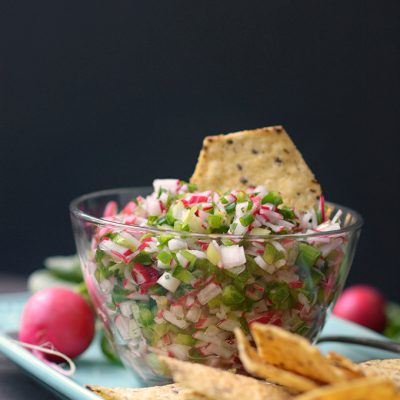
360,359,400,391
190,126,321,210
234,328,319,393
326,351,365,378
251,324,348,384
294,376,400,400
86,383,208,400
160,356,289,400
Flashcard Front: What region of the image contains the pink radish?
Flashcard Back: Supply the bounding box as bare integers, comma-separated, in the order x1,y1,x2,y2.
333,285,386,332
19,287,95,360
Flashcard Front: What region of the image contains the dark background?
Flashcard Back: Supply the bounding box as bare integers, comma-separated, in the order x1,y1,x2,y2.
0,1,399,300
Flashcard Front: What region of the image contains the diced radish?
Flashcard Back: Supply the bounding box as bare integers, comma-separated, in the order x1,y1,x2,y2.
176,252,190,268
192,331,223,345
167,344,191,361
204,325,221,336
170,304,185,319
103,201,118,218
147,199,162,216
186,305,202,323
194,316,218,329
206,343,234,358
253,299,268,313
163,310,188,329
247,311,275,326
187,249,206,259
131,263,158,286
115,314,130,341
220,245,246,269
153,179,179,195
217,319,241,332
157,272,181,293
119,301,133,317
168,238,188,251
197,283,222,305
122,201,136,214
162,334,171,346
235,202,249,218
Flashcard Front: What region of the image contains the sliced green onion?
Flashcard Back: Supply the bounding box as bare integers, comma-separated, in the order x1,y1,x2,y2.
133,252,153,265
266,282,293,310
239,214,254,227
261,191,283,205
236,192,247,203
279,207,296,220
172,265,193,283
175,333,196,346
225,202,236,214
181,249,197,266
158,234,175,246
263,243,278,264
157,251,173,265
222,285,245,305
208,214,223,229
296,243,321,269
139,307,154,327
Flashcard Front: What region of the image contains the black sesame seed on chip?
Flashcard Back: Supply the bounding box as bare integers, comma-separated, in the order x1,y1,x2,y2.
236,163,243,171
297,192,301,196
275,127,283,133
275,157,283,164
251,149,258,154
284,149,289,154
227,139,234,144
240,177,248,184
310,189,316,193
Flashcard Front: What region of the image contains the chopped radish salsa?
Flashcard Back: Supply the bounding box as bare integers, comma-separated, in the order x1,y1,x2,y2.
92,179,346,373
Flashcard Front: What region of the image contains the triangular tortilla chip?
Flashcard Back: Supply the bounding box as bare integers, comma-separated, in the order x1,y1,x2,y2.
160,356,289,400
234,328,319,393
86,383,208,400
190,126,321,210
360,359,400,391
294,376,400,400
251,324,348,384
326,351,365,378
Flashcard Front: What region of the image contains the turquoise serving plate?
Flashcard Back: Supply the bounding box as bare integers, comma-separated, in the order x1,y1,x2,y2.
0,292,397,400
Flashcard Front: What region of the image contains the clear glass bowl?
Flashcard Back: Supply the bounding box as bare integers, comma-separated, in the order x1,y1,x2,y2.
70,187,363,385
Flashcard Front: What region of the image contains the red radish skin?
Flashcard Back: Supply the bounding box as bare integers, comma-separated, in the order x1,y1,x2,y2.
19,287,95,360
333,285,386,332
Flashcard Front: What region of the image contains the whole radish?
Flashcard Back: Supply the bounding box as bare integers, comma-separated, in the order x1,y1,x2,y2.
333,284,386,332
19,287,95,360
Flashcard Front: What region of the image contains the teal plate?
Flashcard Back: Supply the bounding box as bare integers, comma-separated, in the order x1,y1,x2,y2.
0,292,397,400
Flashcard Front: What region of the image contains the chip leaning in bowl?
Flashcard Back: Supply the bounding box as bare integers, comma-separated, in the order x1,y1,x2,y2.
92,179,347,373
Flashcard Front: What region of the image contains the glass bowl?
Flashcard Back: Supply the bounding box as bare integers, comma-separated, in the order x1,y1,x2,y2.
70,187,363,385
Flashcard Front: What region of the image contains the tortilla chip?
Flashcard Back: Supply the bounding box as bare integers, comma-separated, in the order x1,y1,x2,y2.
190,126,321,210
360,359,400,391
326,351,365,378
86,383,208,400
294,376,400,400
251,324,348,384
234,328,319,393
160,356,290,400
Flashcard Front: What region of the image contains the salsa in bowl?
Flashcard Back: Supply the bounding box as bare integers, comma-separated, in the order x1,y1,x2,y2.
70,180,362,384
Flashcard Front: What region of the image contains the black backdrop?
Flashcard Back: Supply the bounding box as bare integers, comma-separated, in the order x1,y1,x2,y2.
0,1,399,300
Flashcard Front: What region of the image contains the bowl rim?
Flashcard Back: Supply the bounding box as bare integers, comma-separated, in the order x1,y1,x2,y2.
70,187,364,240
